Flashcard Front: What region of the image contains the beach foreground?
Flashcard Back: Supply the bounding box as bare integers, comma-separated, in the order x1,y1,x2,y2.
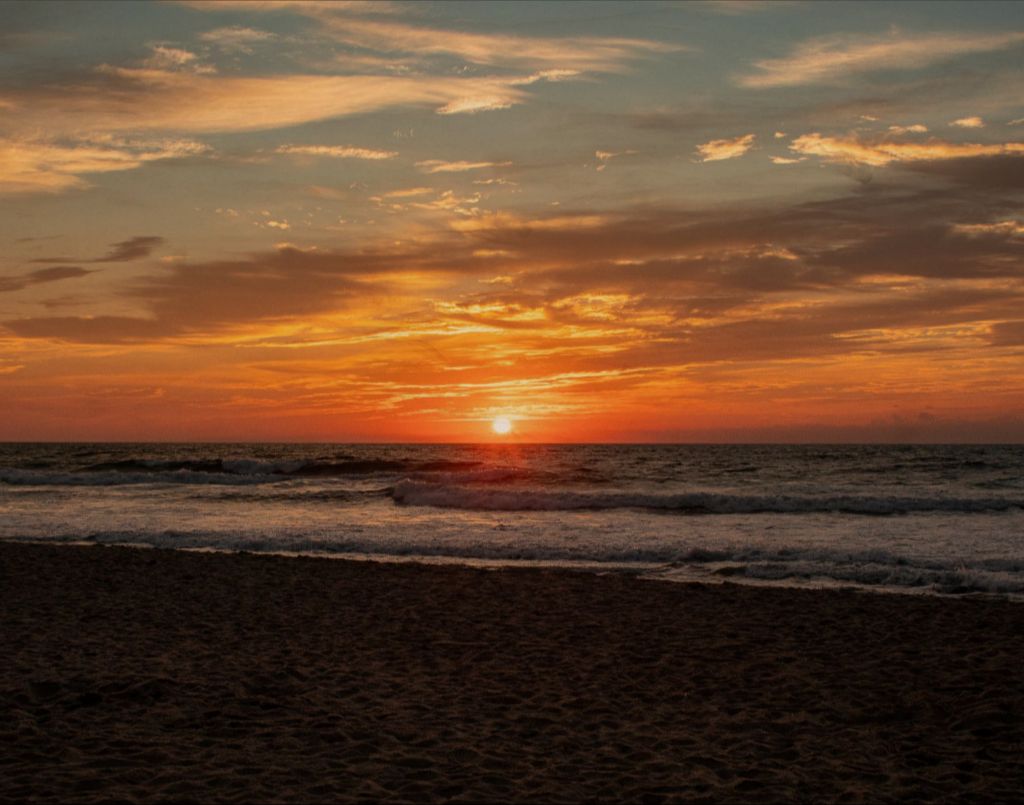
2,543,1022,803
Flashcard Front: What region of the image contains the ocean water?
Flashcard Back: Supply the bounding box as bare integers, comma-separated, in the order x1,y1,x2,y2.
1,443,1023,598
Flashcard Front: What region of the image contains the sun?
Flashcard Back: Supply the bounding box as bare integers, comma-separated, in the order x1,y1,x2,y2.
491,415,513,435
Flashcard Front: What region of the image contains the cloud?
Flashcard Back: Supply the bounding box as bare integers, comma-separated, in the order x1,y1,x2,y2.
97,236,165,262
0,136,209,194
184,0,678,72
143,45,208,72
32,236,165,264
695,133,755,162
594,150,637,171
770,155,805,164
989,320,1024,346
436,96,516,115
790,132,1024,166
888,124,928,134
950,116,985,128
377,187,433,199
6,181,1024,440
4,69,542,137
900,154,1024,188
416,160,512,174
305,16,679,73
951,220,1024,238
739,30,1024,88
199,26,276,53
3,315,170,343
0,266,93,293
509,69,582,86
276,144,397,160
5,246,376,342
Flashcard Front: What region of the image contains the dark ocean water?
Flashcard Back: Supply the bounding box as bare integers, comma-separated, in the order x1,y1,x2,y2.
2,443,1022,597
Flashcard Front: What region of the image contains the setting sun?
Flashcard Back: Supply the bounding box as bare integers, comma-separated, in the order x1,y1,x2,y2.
492,416,513,435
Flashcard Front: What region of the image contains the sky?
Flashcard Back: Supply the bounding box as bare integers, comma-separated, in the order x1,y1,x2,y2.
1,0,1022,443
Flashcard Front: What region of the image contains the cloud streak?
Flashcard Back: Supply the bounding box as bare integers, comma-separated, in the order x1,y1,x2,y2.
0,137,208,194
790,133,1024,166
416,160,512,174
740,30,1024,88
276,144,398,160
0,266,93,293
304,15,680,72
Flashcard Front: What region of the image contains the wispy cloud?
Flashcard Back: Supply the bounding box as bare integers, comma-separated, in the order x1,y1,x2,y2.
695,134,755,162
739,30,1024,88
790,132,1024,166
595,150,637,171
951,220,1024,238
143,45,209,72
32,236,165,264
4,69,542,137
198,26,276,53
0,137,208,194
436,96,516,115
276,144,397,160
950,116,985,128
0,266,93,294
376,187,434,199
416,160,512,174
94,236,166,262
308,16,679,73
184,0,678,73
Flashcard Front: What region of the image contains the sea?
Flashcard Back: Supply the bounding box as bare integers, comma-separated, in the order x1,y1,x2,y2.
2,443,1022,598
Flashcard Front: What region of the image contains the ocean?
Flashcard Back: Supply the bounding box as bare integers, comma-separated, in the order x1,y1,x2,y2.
1,443,1022,597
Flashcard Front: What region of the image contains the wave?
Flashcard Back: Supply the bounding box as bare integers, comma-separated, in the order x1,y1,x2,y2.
390,480,1024,515
7,532,1022,596
0,458,487,486
81,457,484,476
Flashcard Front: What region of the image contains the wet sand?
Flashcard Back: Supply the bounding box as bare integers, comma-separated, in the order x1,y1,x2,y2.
2,542,1023,803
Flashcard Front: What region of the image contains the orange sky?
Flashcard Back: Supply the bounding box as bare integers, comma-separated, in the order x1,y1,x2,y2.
1,1,1023,442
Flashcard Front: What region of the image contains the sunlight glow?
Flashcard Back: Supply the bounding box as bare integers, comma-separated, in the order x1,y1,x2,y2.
491,416,513,435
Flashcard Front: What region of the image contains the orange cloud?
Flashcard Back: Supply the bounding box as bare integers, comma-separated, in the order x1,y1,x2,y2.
888,124,928,134
0,136,209,194
695,134,755,162
790,133,1024,166
416,160,512,174
3,68,534,137
276,144,397,160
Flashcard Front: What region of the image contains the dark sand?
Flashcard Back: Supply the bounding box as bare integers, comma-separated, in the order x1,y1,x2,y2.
2,543,1023,803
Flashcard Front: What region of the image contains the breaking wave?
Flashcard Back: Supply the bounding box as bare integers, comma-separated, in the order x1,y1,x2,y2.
390,480,1024,515
6,531,1022,596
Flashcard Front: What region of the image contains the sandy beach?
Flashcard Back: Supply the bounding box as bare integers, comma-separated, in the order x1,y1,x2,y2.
2,542,1022,803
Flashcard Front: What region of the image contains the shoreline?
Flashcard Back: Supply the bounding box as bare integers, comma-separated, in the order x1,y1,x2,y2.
2,537,1017,602
3,541,1023,802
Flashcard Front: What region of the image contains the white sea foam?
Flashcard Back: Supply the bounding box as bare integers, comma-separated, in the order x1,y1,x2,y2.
3,443,1023,599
